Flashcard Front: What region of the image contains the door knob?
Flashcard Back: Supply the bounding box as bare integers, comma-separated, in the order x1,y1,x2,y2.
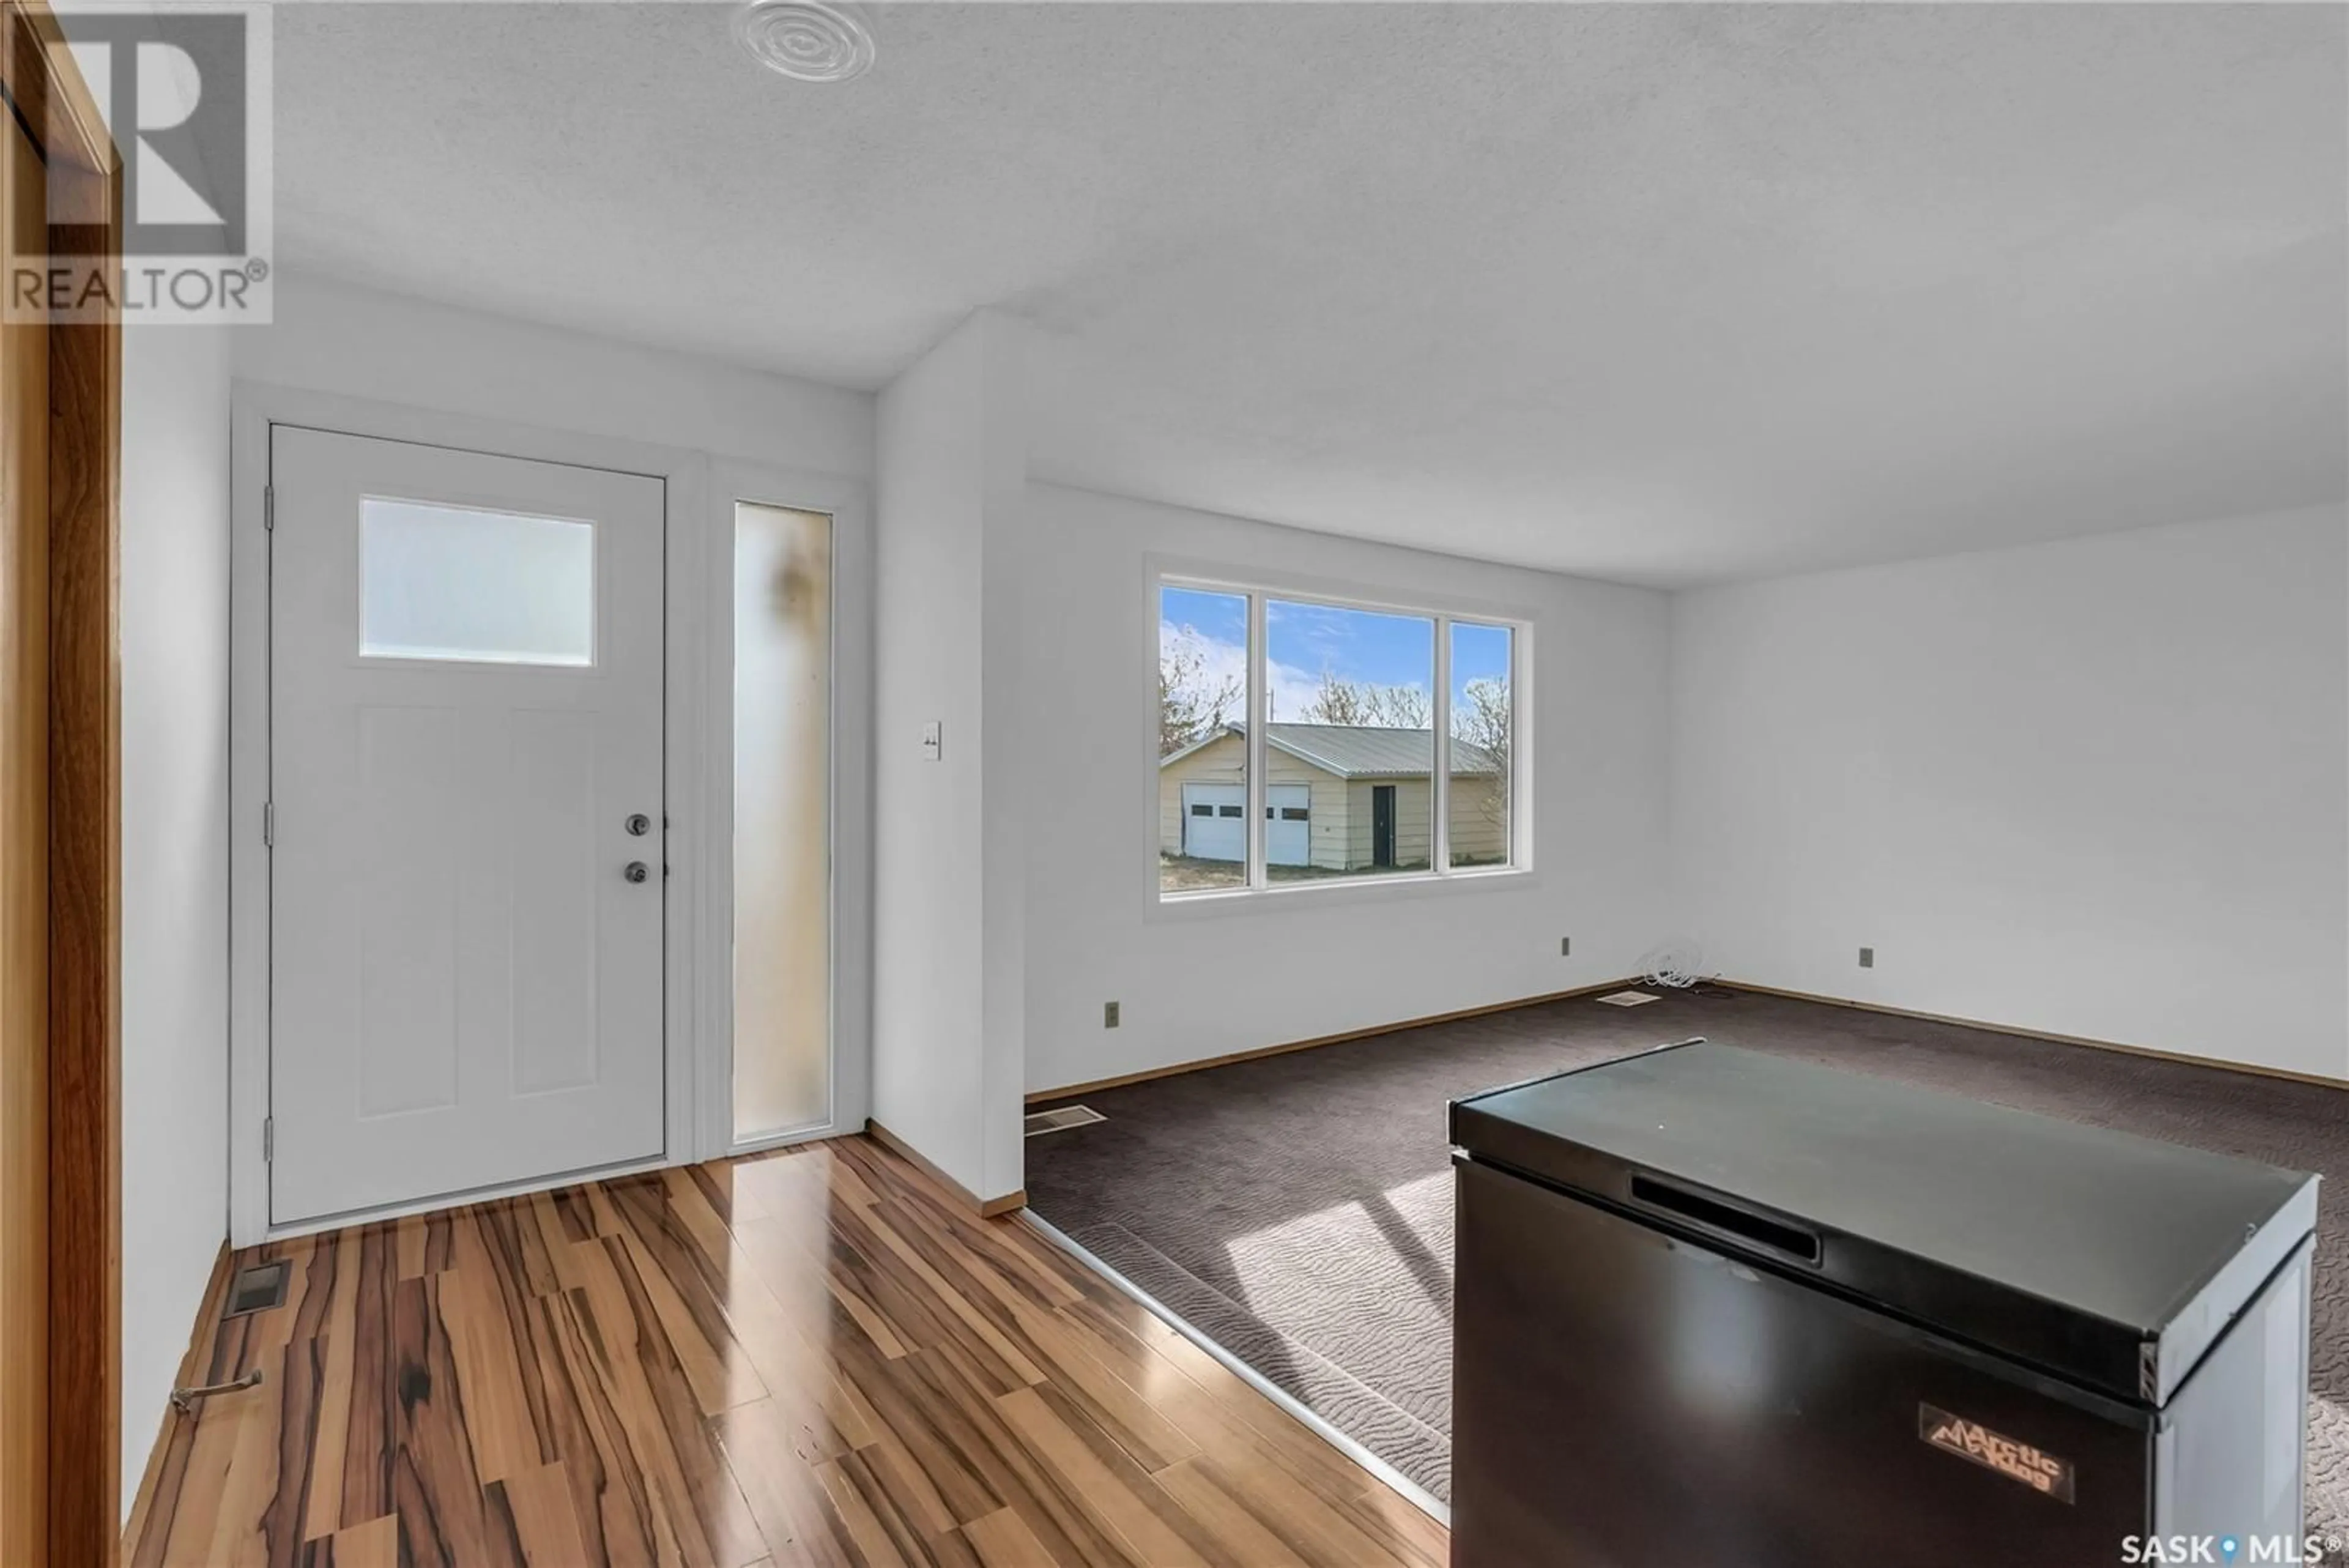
625,812,652,836
623,861,650,884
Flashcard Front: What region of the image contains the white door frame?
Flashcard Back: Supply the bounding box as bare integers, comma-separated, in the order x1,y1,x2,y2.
229,382,872,1245
697,458,873,1160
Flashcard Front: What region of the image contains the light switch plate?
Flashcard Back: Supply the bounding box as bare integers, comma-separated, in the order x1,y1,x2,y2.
920,721,941,761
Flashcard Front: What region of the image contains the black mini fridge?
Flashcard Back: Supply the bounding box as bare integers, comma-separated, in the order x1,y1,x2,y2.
1448,1040,2317,1568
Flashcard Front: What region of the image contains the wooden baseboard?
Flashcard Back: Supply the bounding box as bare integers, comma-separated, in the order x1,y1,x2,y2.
120,1239,232,1554
1026,977,1643,1105
1715,980,2349,1092
862,1120,1026,1217
1021,975,2343,1106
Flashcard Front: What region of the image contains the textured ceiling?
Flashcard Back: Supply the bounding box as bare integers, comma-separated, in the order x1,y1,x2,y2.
274,2,2346,587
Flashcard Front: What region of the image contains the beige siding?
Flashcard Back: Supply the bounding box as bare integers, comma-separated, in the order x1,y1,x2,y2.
1338,781,1372,868
1303,771,1349,870
1449,775,1508,864
1159,736,1503,871
1343,774,1508,870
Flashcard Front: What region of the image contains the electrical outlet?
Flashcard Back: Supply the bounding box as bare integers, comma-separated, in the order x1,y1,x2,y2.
1858,947,1875,969
1559,936,1572,957
1104,1001,1120,1028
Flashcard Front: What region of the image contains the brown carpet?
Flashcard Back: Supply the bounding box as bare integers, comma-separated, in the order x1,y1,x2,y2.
1024,989,2347,1530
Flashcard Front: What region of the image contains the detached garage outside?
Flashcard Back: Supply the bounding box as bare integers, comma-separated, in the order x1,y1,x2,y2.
1159,723,1508,888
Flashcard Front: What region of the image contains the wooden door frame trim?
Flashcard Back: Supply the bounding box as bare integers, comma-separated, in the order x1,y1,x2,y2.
1,1,122,1559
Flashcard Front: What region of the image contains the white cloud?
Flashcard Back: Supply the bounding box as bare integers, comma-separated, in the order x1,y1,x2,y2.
1267,661,1327,724
1162,622,1326,726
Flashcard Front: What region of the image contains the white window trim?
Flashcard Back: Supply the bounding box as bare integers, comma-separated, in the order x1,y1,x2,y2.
1145,557,1535,920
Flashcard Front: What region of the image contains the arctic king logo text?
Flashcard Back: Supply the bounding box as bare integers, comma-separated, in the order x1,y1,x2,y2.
1917,1404,2075,1502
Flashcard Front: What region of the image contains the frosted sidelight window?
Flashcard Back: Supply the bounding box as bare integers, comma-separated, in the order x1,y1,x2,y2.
732,503,834,1141
359,499,595,666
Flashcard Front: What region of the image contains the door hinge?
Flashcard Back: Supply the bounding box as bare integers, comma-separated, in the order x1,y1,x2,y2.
262,800,274,847
262,1117,273,1164
263,484,274,532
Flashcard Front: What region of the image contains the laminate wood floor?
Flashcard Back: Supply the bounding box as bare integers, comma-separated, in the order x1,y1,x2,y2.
124,1135,1446,1567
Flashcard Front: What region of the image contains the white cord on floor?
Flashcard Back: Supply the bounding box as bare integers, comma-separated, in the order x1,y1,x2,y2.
1639,940,1709,990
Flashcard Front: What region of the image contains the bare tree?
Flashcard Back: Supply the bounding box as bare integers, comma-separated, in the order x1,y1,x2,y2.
1159,626,1242,756
1452,675,1512,828
1298,667,1430,728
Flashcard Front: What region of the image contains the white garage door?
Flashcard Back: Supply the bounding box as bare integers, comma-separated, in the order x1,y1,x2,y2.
1181,782,1312,866
1182,783,1246,861
1267,784,1312,866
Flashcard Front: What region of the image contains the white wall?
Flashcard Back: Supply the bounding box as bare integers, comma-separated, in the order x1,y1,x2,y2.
235,272,872,474
871,314,1029,1201
119,321,233,1504
1021,483,1676,1095
1672,503,2349,1080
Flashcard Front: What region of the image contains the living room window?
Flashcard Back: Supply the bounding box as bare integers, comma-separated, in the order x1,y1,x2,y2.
1157,576,1523,899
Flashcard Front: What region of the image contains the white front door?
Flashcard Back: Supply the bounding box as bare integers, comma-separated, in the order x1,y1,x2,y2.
269,428,667,1225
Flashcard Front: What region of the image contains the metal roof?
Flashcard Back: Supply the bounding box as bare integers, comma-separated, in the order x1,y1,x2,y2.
1160,723,1502,779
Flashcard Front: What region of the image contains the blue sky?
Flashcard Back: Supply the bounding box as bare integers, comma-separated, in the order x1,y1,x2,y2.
1161,587,1510,723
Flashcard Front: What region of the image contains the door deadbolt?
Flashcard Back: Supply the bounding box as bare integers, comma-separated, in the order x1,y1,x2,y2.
623,861,650,883
625,812,652,837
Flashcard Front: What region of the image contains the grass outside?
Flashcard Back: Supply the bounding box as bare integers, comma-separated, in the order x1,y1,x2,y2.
1158,853,1482,893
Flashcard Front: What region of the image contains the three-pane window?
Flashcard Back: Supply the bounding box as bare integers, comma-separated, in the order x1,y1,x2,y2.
1157,579,1520,898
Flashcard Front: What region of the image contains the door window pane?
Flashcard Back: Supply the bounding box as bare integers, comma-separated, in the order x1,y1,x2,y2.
733,503,833,1140
1266,600,1433,879
1450,620,1513,868
359,498,595,666
1160,587,1249,893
